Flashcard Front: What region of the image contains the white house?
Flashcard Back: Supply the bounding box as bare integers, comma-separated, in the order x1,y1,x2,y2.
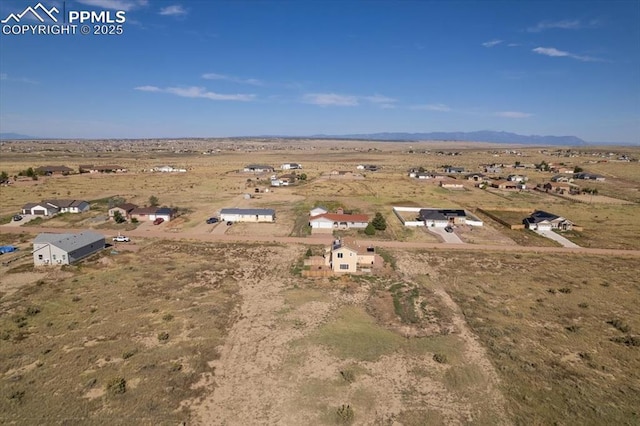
33,231,105,266
21,202,59,216
220,208,276,223
281,163,302,170
309,213,369,230
243,164,274,173
149,207,174,222
524,210,574,231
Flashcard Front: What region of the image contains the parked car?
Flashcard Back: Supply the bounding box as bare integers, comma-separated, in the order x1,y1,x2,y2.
226,221,233,226
12,215,22,221
206,217,218,224
112,235,130,242
444,226,454,233
153,217,164,225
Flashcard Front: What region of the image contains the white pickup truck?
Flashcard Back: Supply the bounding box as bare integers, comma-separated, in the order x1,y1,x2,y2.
112,235,130,242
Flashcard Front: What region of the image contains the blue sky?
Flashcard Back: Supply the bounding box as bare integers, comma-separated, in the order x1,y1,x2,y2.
0,0,638,143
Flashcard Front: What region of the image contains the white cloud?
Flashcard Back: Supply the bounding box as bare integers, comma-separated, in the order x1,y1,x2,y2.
76,0,148,11
0,73,38,84
159,5,187,16
202,73,262,86
495,111,532,118
482,39,502,48
363,95,397,108
303,93,359,106
410,103,451,112
527,19,598,33
532,46,601,62
134,85,255,101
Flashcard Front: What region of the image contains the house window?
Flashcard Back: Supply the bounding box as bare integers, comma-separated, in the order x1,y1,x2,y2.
62,255,66,260
38,254,43,260
339,264,349,270
337,252,343,258
52,254,56,260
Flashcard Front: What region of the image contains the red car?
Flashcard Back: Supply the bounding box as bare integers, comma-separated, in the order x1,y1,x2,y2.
153,217,164,225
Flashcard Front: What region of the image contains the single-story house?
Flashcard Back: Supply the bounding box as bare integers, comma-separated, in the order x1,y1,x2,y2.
130,207,159,221
574,172,605,181
21,199,89,215
33,231,105,266
281,163,302,170
439,179,464,189
542,182,579,195
154,166,186,173
524,210,574,231
507,174,527,182
357,164,379,172
327,238,376,273
35,165,74,176
466,173,487,182
79,165,127,173
490,180,522,190
22,202,60,216
444,166,465,174
484,165,502,174
551,174,573,183
553,166,575,174
243,164,274,173
44,199,90,213
108,203,138,220
309,206,328,217
418,209,467,227
220,208,276,223
309,213,369,230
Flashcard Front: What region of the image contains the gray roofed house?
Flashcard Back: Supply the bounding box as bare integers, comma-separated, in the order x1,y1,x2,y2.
219,208,276,223
43,199,90,213
33,231,105,266
418,209,468,227
523,210,574,231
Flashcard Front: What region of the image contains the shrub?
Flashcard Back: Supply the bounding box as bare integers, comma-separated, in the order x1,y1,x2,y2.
157,332,169,342
122,350,137,359
364,223,376,236
162,313,174,322
336,404,354,424
565,325,580,333
433,353,448,364
610,335,640,347
26,306,41,316
372,212,387,231
106,377,126,396
578,302,589,309
340,370,355,383
558,287,572,294
607,319,631,333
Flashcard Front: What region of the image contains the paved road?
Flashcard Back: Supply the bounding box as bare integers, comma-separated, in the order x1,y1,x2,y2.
2,225,640,257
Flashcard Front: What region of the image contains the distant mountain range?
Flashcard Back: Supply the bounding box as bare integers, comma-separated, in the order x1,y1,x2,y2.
311,131,587,145
3,130,630,145
0,133,38,140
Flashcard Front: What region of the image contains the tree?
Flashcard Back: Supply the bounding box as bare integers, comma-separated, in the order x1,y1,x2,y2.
574,166,584,173
364,223,376,236
0,171,8,182
418,166,425,173
372,212,387,231
149,195,159,207
112,210,126,224
305,248,313,258
299,173,308,181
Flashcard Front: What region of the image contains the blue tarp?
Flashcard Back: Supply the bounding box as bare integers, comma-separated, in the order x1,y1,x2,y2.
0,246,17,254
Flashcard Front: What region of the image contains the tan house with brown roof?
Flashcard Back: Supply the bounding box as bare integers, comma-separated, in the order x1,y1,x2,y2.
327,239,376,273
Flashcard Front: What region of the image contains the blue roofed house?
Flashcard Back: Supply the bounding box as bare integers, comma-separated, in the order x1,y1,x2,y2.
33,231,105,266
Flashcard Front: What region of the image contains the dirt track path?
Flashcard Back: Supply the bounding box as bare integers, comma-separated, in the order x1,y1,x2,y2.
3,225,640,257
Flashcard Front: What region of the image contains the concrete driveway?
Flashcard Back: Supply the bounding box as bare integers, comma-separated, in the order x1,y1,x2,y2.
534,229,580,248
427,226,465,244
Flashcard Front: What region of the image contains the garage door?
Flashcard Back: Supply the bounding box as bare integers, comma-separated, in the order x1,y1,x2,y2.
33,209,46,215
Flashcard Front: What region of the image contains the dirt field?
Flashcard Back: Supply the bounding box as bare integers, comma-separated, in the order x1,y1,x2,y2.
1,140,639,424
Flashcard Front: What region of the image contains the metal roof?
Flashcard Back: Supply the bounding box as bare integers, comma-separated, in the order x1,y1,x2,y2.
34,231,105,253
